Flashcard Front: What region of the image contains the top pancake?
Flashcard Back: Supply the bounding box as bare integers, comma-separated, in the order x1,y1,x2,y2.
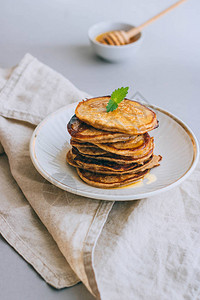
75,97,158,135
67,115,133,143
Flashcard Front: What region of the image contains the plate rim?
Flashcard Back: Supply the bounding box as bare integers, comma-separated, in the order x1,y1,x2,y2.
29,102,199,201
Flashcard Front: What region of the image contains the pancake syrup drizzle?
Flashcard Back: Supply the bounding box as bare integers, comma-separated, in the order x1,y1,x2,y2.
115,173,157,189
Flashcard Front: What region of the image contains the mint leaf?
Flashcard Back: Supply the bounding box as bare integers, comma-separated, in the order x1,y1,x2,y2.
106,87,129,112
106,99,118,112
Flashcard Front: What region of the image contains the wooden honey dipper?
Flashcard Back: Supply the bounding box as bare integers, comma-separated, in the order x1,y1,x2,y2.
98,0,188,46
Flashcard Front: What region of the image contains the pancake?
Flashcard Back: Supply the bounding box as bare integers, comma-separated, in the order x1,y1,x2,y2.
96,135,154,157
72,147,154,164
67,150,162,175
71,135,141,152
77,168,149,188
71,134,141,146
67,115,134,143
71,139,97,148
72,134,152,157
75,97,158,135
73,145,107,156
70,134,137,145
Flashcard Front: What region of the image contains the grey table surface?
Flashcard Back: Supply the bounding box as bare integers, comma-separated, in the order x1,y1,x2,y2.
0,0,200,299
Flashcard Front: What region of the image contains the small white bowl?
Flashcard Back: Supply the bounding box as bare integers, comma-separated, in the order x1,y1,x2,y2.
88,21,143,62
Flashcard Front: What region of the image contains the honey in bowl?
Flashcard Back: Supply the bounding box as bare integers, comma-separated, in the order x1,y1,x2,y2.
95,31,141,46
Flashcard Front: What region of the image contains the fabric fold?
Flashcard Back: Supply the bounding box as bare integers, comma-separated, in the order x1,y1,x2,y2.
0,153,79,289
0,53,89,125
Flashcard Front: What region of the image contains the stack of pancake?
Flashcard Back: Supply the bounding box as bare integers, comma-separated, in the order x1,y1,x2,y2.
66,97,162,188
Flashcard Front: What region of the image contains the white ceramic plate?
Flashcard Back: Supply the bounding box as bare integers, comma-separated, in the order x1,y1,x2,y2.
30,102,199,201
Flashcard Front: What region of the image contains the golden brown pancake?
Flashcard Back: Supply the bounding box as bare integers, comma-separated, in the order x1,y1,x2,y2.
71,135,142,152
94,133,147,152
72,146,154,164
67,115,134,143
73,145,107,156
67,149,162,175
71,139,97,148
96,136,154,157
76,168,149,188
75,97,158,135
71,134,153,157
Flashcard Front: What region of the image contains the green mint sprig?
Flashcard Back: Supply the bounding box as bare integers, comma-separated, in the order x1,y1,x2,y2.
106,86,129,112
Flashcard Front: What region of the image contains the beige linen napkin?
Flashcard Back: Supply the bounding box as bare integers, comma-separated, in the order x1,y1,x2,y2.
0,54,200,300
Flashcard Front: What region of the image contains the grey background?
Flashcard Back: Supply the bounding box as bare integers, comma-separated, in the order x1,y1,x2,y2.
0,0,199,299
